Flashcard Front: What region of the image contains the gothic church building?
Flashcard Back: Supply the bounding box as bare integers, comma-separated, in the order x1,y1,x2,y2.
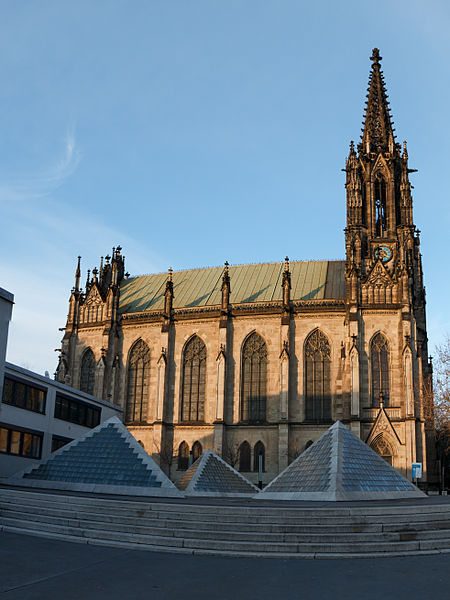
56,49,434,485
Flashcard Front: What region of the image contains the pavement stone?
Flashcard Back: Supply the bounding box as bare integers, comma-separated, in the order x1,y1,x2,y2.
1,531,450,600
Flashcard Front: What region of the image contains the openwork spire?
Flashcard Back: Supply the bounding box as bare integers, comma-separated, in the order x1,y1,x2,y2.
360,48,396,154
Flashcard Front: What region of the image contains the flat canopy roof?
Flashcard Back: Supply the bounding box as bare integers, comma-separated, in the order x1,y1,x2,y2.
119,260,346,314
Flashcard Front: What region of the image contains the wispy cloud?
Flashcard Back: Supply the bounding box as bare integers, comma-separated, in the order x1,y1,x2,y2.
0,126,81,203
0,127,168,374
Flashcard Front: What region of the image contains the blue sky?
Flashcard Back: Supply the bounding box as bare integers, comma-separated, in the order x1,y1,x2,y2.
1,0,449,373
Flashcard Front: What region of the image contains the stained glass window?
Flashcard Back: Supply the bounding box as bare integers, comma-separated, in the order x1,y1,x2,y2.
241,333,267,422
126,340,150,423
305,330,331,422
181,336,206,422
371,333,390,407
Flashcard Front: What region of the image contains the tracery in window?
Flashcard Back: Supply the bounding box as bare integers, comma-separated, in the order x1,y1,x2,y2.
181,336,207,422
305,330,331,422
241,333,267,422
371,333,390,407
371,435,393,465
80,348,95,395
125,339,150,424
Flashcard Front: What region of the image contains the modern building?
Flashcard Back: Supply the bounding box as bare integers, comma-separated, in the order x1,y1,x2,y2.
55,49,435,486
0,288,121,478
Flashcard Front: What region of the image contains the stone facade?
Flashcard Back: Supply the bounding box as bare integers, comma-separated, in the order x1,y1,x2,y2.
56,49,435,486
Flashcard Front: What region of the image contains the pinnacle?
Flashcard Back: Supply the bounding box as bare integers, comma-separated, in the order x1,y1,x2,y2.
360,48,396,155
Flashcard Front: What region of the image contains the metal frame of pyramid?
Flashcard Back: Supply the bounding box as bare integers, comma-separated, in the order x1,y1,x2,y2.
6,416,183,497
177,449,259,497
259,421,426,501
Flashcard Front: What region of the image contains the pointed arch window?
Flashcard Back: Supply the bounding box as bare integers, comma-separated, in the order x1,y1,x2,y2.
371,333,390,407
305,330,331,422
181,336,207,422
192,441,202,462
374,173,387,237
238,441,251,472
371,435,393,465
241,333,267,422
126,340,150,424
253,441,265,472
80,349,95,395
178,441,189,470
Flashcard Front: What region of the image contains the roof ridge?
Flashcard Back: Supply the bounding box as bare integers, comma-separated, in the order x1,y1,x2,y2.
127,258,345,279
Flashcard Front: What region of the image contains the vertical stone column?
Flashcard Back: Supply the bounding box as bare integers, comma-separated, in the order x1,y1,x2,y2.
279,342,289,421
95,357,105,400
350,345,360,417
214,331,227,455
278,290,291,470
278,423,289,471
215,347,226,421
152,422,163,466
403,346,414,416
215,263,230,455
348,317,361,438
156,350,167,422
108,355,119,406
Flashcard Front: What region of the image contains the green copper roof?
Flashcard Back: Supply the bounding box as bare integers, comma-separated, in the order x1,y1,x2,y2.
118,260,346,314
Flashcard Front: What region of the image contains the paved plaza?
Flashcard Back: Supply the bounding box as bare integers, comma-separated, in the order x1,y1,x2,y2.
1,531,449,600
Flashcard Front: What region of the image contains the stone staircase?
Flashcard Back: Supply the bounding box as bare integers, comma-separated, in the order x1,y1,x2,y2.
1,487,450,558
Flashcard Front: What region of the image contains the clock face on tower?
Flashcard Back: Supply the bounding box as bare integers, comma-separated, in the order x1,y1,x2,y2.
374,245,393,263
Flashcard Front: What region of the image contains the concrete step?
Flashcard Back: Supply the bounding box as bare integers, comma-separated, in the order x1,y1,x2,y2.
4,507,450,544
4,499,450,538
3,519,436,554
4,522,450,559
2,491,450,526
2,510,444,544
2,504,393,534
2,487,450,558
2,488,450,517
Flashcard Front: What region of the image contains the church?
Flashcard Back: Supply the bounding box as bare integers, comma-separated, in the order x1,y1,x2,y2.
56,49,435,486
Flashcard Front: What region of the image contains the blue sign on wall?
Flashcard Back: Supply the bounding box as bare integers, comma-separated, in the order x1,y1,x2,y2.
412,462,422,479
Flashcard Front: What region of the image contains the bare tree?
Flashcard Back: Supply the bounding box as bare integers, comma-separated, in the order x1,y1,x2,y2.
222,441,241,469
154,440,175,480
423,336,450,488
433,337,450,439
288,441,306,464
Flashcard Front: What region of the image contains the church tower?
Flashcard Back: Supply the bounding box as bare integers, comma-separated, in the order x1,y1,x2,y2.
344,48,433,478
345,48,424,311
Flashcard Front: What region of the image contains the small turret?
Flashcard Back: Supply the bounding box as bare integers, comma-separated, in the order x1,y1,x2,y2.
74,256,81,292
162,267,174,332
163,267,174,318
221,261,231,313
281,257,291,324
111,245,125,286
